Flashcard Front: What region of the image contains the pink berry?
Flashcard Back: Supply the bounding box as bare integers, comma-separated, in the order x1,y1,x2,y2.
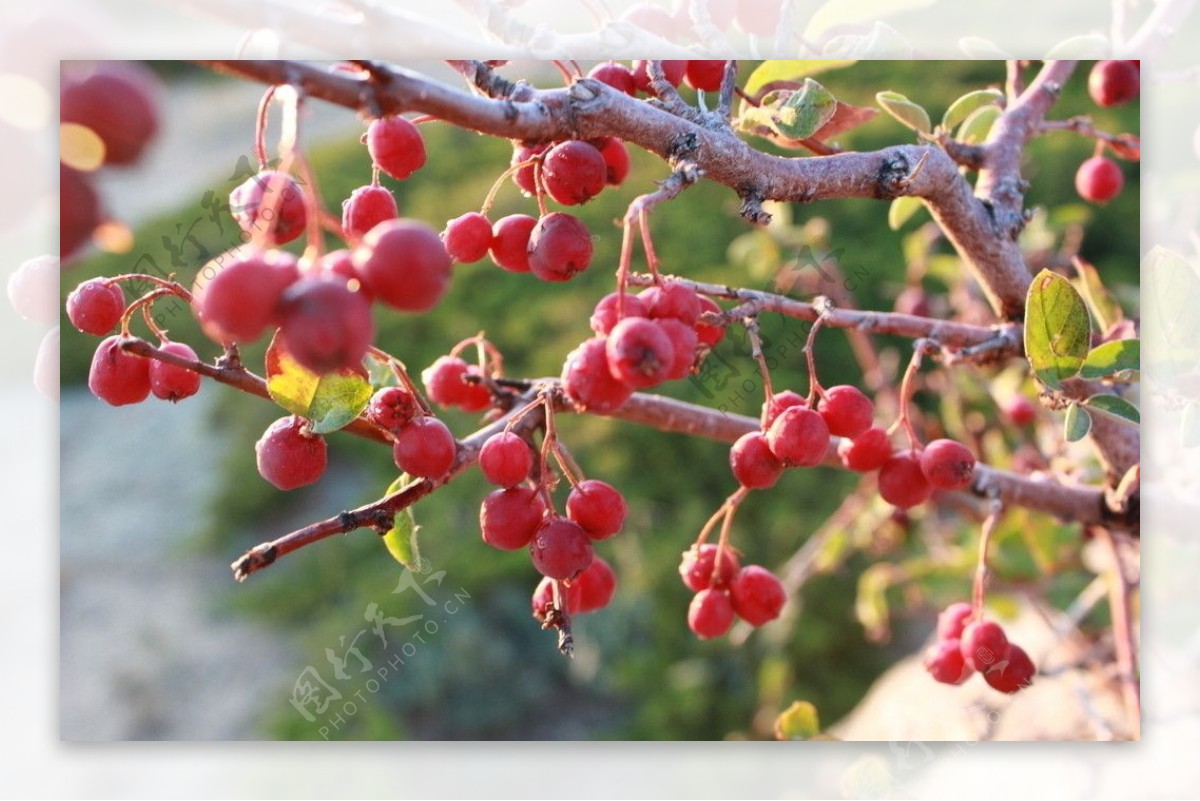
605,316,675,389
936,602,975,641
923,639,974,685
442,212,493,263
762,390,806,427
1004,395,1037,426
540,141,607,206
1088,60,1139,107
478,431,533,487
510,142,548,196
562,337,634,414
730,431,784,489
766,406,830,467
528,212,593,282
960,620,1009,672
393,416,457,480
679,543,741,592
590,292,647,336
193,250,299,344
481,486,547,550
729,565,786,626
277,276,374,374
591,137,630,186
255,415,327,490
818,385,874,438
631,60,686,93
587,62,637,96
684,60,727,92
366,115,426,180
366,386,418,432
919,439,976,491
640,282,701,325
88,335,150,406
59,61,160,166
566,479,627,540
1075,156,1124,204
230,170,308,246
341,184,398,241
688,588,734,639
574,556,617,614
694,295,726,348
837,427,892,472
489,214,538,273
149,341,201,402
658,318,699,380
878,452,933,508
983,642,1036,694
316,249,373,302
422,356,473,407
66,278,125,336
530,516,595,580
61,165,101,260
353,219,452,312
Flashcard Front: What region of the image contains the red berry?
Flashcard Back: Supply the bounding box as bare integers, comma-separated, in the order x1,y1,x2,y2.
591,137,630,186
531,575,581,619
762,390,806,427
893,286,930,317
766,406,830,467
88,335,150,406
510,143,549,196
530,516,595,580
658,318,699,380
640,282,701,325
1088,60,1140,107
983,642,1036,694
149,341,201,402
353,219,452,312
587,62,637,96
818,385,874,438
66,278,125,336
277,277,374,374
734,0,782,36
442,212,493,263
919,438,977,491
590,292,647,336
367,386,418,432
255,415,327,490
688,588,734,639
457,365,493,413
479,431,533,487
489,214,538,273
730,431,784,489
60,61,160,166
936,602,975,641
341,184,398,242
316,248,372,300
566,479,627,540
422,356,472,407
1075,156,1124,204
562,337,635,414
960,620,1009,672
481,486,547,550
837,427,892,472
193,250,299,344
60,165,102,260
730,565,786,626
393,416,457,480
574,556,617,614
540,141,606,206
366,115,426,180
230,170,308,246
528,212,593,282
694,295,726,348
632,60,687,93
605,317,675,389
679,543,741,592
1004,395,1037,426
923,639,974,685
684,60,727,92
878,452,933,508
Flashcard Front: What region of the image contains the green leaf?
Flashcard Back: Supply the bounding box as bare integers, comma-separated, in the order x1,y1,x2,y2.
738,79,838,141
957,104,1001,144
875,90,931,134
265,333,373,434
1064,402,1092,442
1024,269,1092,389
887,196,924,230
774,700,821,740
1080,339,1140,379
366,357,401,389
941,88,1003,131
381,474,422,571
1084,394,1140,425
1071,257,1124,333
855,563,892,642
743,60,855,98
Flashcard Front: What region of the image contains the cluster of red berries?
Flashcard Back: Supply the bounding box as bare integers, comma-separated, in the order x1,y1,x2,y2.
679,544,786,639
587,59,730,96
1075,60,1139,205
562,281,724,413
923,602,1036,694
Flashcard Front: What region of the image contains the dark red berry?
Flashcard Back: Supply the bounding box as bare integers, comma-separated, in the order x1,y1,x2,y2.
367,386,418,432
605,316,675,389
1075,156,1124,204
531,575,581,619
479,431,533,487
574,556,617,614
837,427,892,472
923,639,974,685
587,62,637,96
936,602,975,641
920,439,976,491
510,143,549,196
818,385,875,438
591,137,630,186
366,115,426,180
632,60,687,93
277,276,374,374
688,588,734,639
566,479,627,540
658,318,699,380
684,60,727,92
983,642,1036,694
730,565,786,626
230,170,307,246
766,406,830,467
353,219,451,312
530,516,595,580
562,337,635,414
528,212,593,282
878,452,933,508
1004,395,1037,426
66,278,125,335
193,250,299,344
149,341,201,402
1088,60,1139,107
489,214,538,273
88,335,150,406
60,61,160,166
730,431,784,489
679,543,741,592
763,390,806,427
590,292,647,336
540,141,606,206
960,620,1009,672
481,486,547,550
442,212,493,263
341,184,398,241
393,416,457,480
694,295,726,348
255,415,327,490
422,356,472,407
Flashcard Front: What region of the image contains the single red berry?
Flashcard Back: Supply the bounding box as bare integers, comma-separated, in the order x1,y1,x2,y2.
837,427,892,472
255,415,327,490
640,282,701,325
60,165,102,260
734,0,782,36
530,516,595,580
1075,156,1124,204
983,642,1036,694
730,565,786,626
818,385,875,438
528,212,593,282
631,60,687,93
763,390,807,427
766,406,830,467
688,588,735,639
316,249,373,302
923,639,974,685
893,286,931,317
590,292,648,336
920,438,977,491
341,184,398,242
193,250,299,344
149,341,201,402
878,452,933,508
936,602,975,641
481,486,547,551
422,356,472,407
1004,395,1037,426
531,575,581,620
442,212,493,263
562,337,635,414
679,543,741,592
489,214,538,273
66,278,125,336
657,318,699,380
730,431,784,489
606,316,675,389
60,61,160,166
587,62,637,96
393,416,457,480
277,276,374,374
566,479,627,540
1088,60,1140,107
684,60,727,92
960,620,1009,672
694,295,726,348
457,364,493,412
230,170,307,245
367,386,418,432
366,115,426,180
540,141,607,206
353,219,451,312
591,137,630,186
88,335,150,406
479,431,533,487
574,556,617,614
509,142,548,196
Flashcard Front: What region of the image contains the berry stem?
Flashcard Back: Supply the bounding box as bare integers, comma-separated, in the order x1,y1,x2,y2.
802,303,831,406
713,487,749,581
549,580,575,658
533,158,549,218
108,273,192,300
615,213,637,317
742,315,776,417
118,287,176,337
971,498,1003,617
253,85,277,170
637,207,663,284
367,346,433,416
480,157,538,215
550,438,585,489
891,338,938,451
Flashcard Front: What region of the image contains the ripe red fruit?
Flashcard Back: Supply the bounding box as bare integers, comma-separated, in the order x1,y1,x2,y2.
658,318,699,380
590,292,648,336
510,143,548,196
566,479,627,540
923,639,974,685
230,170,308,246
60,165,102,260
562,337,635,414
591,137,630,186
920,438,977,491
9,255,60,325
1088,60,1140,107
587,62,637,96
631,60,687,93
694,295,726,348
442,212,493,263
734,0,782,36
730,431,784,489
574,556,617,614
353,219,452,312
393,416,457,480
194,250,299,344
255,415,327,490
837,427,892,472
1004,395,1037,426
60,61,160,166
818,385,875,438
341,184,398,241
366,386,418,432
640,282,701,325
66,278,125,336
684,60,727,92
481,486,547,550
763,390,806,427
422,356,473,407
366,115,426,180
1075,156,1124,204
766,406,830,467
478,431,533,487
606,317,676,388
540,141,607,206
936,602,975,641
688,588,735,639
88,335,151,406
679,543,741,592
878,452,933,508
983,642,1036,694
149,341,201,402
278,277,374,374
531,575,582,619
528,212,593,282
457,365,493,412
489,214,538,273
530,516,595,580
960,620,1009,672
316,249,373,302
730,565,786,626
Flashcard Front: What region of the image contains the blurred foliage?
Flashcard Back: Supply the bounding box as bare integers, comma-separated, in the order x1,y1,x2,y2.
61,60,1139,740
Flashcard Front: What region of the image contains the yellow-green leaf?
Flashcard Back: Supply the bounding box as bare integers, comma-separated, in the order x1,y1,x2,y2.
875,90,930,134
942,88,1003,131
381,474,422,571
1024,269,1091,389
1080,339,1139,379
1083,394,1140,425
738,80,838,142
1064,402,1092,442
265,334,374,434
1072,257,1124,333
888,196,924,230
743,60,855,98
957,104,1001,144
775,700,821,740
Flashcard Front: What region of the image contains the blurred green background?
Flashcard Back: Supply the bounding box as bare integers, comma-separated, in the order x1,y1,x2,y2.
61,60,1139,740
